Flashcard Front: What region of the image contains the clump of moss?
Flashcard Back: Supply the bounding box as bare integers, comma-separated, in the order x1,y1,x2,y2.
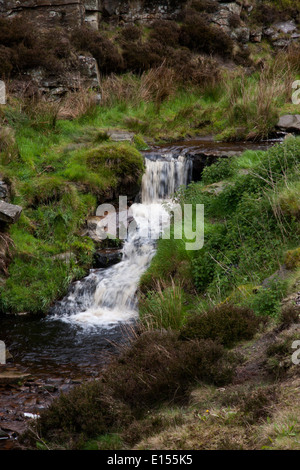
285,248,300,270
22,175,73,207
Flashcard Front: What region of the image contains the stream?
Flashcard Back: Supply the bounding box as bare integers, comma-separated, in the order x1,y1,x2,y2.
0,136,280,445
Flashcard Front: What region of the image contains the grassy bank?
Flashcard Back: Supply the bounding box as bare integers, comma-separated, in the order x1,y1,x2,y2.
140,137,300,324
0,101,144,315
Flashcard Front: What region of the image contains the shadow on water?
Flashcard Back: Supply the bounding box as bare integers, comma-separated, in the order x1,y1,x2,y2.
0,315,135,378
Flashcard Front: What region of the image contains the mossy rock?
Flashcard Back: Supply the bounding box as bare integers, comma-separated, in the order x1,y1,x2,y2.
85,143,144,196
285,247,300,270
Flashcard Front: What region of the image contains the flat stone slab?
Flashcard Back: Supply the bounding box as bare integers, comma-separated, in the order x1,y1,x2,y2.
277,114,300,133
0,370,30,385
274,20,297,34
0,201,22,224
107,130,134,142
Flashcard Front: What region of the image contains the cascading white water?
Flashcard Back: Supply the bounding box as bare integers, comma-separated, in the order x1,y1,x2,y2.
142,154,193,203
52,153,192,327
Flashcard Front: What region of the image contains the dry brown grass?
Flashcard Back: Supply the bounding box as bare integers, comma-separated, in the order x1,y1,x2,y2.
58,86,98,120
225,62,294,139
100,64,178,108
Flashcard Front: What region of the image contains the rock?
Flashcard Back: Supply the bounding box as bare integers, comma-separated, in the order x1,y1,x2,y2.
211,2,242,33
87,210,135,242
223,2,242,16
231,26,250,43
0,429,9,439
250,29,263,43
263,27,278,39
0,0,184,28
52,252,76,264
263,21,299,47
0,201,22,224
107,130,134,142
261,265,290,289
202,181,229,195
25,54,101,98
42,384,57,393
273,38,291,49
277,115,300,133
274,20,297,34
0,370,30,385
0,180,9,200
93,249,122,268
0,0,84,29
78,55,100,90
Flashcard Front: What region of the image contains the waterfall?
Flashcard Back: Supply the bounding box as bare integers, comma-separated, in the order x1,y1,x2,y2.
51,153,192,327
142,153,193,203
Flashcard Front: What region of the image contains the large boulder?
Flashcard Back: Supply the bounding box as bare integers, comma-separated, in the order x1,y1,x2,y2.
93,249,122,268
0,201,22,224
0,0,84,28
21,54,101,99
277,115,300,133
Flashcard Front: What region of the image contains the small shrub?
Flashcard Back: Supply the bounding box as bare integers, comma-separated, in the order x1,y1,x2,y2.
150,20,180,47
248,280,288,318
274,183,300,222
180,12,233,57
122,416,166,446
188,0,219,13
122,40,166,73
71,27,124,74
279,305,300,327
0,46,13,77
180,304,260,348
233,47,253,67
228,13,241,29
202,158,235,185
139,280,185,330
252,3,292,25
120,25,142,42
39,381,132,441
107,331,237,410
173,54,220,87
239,386,278,424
